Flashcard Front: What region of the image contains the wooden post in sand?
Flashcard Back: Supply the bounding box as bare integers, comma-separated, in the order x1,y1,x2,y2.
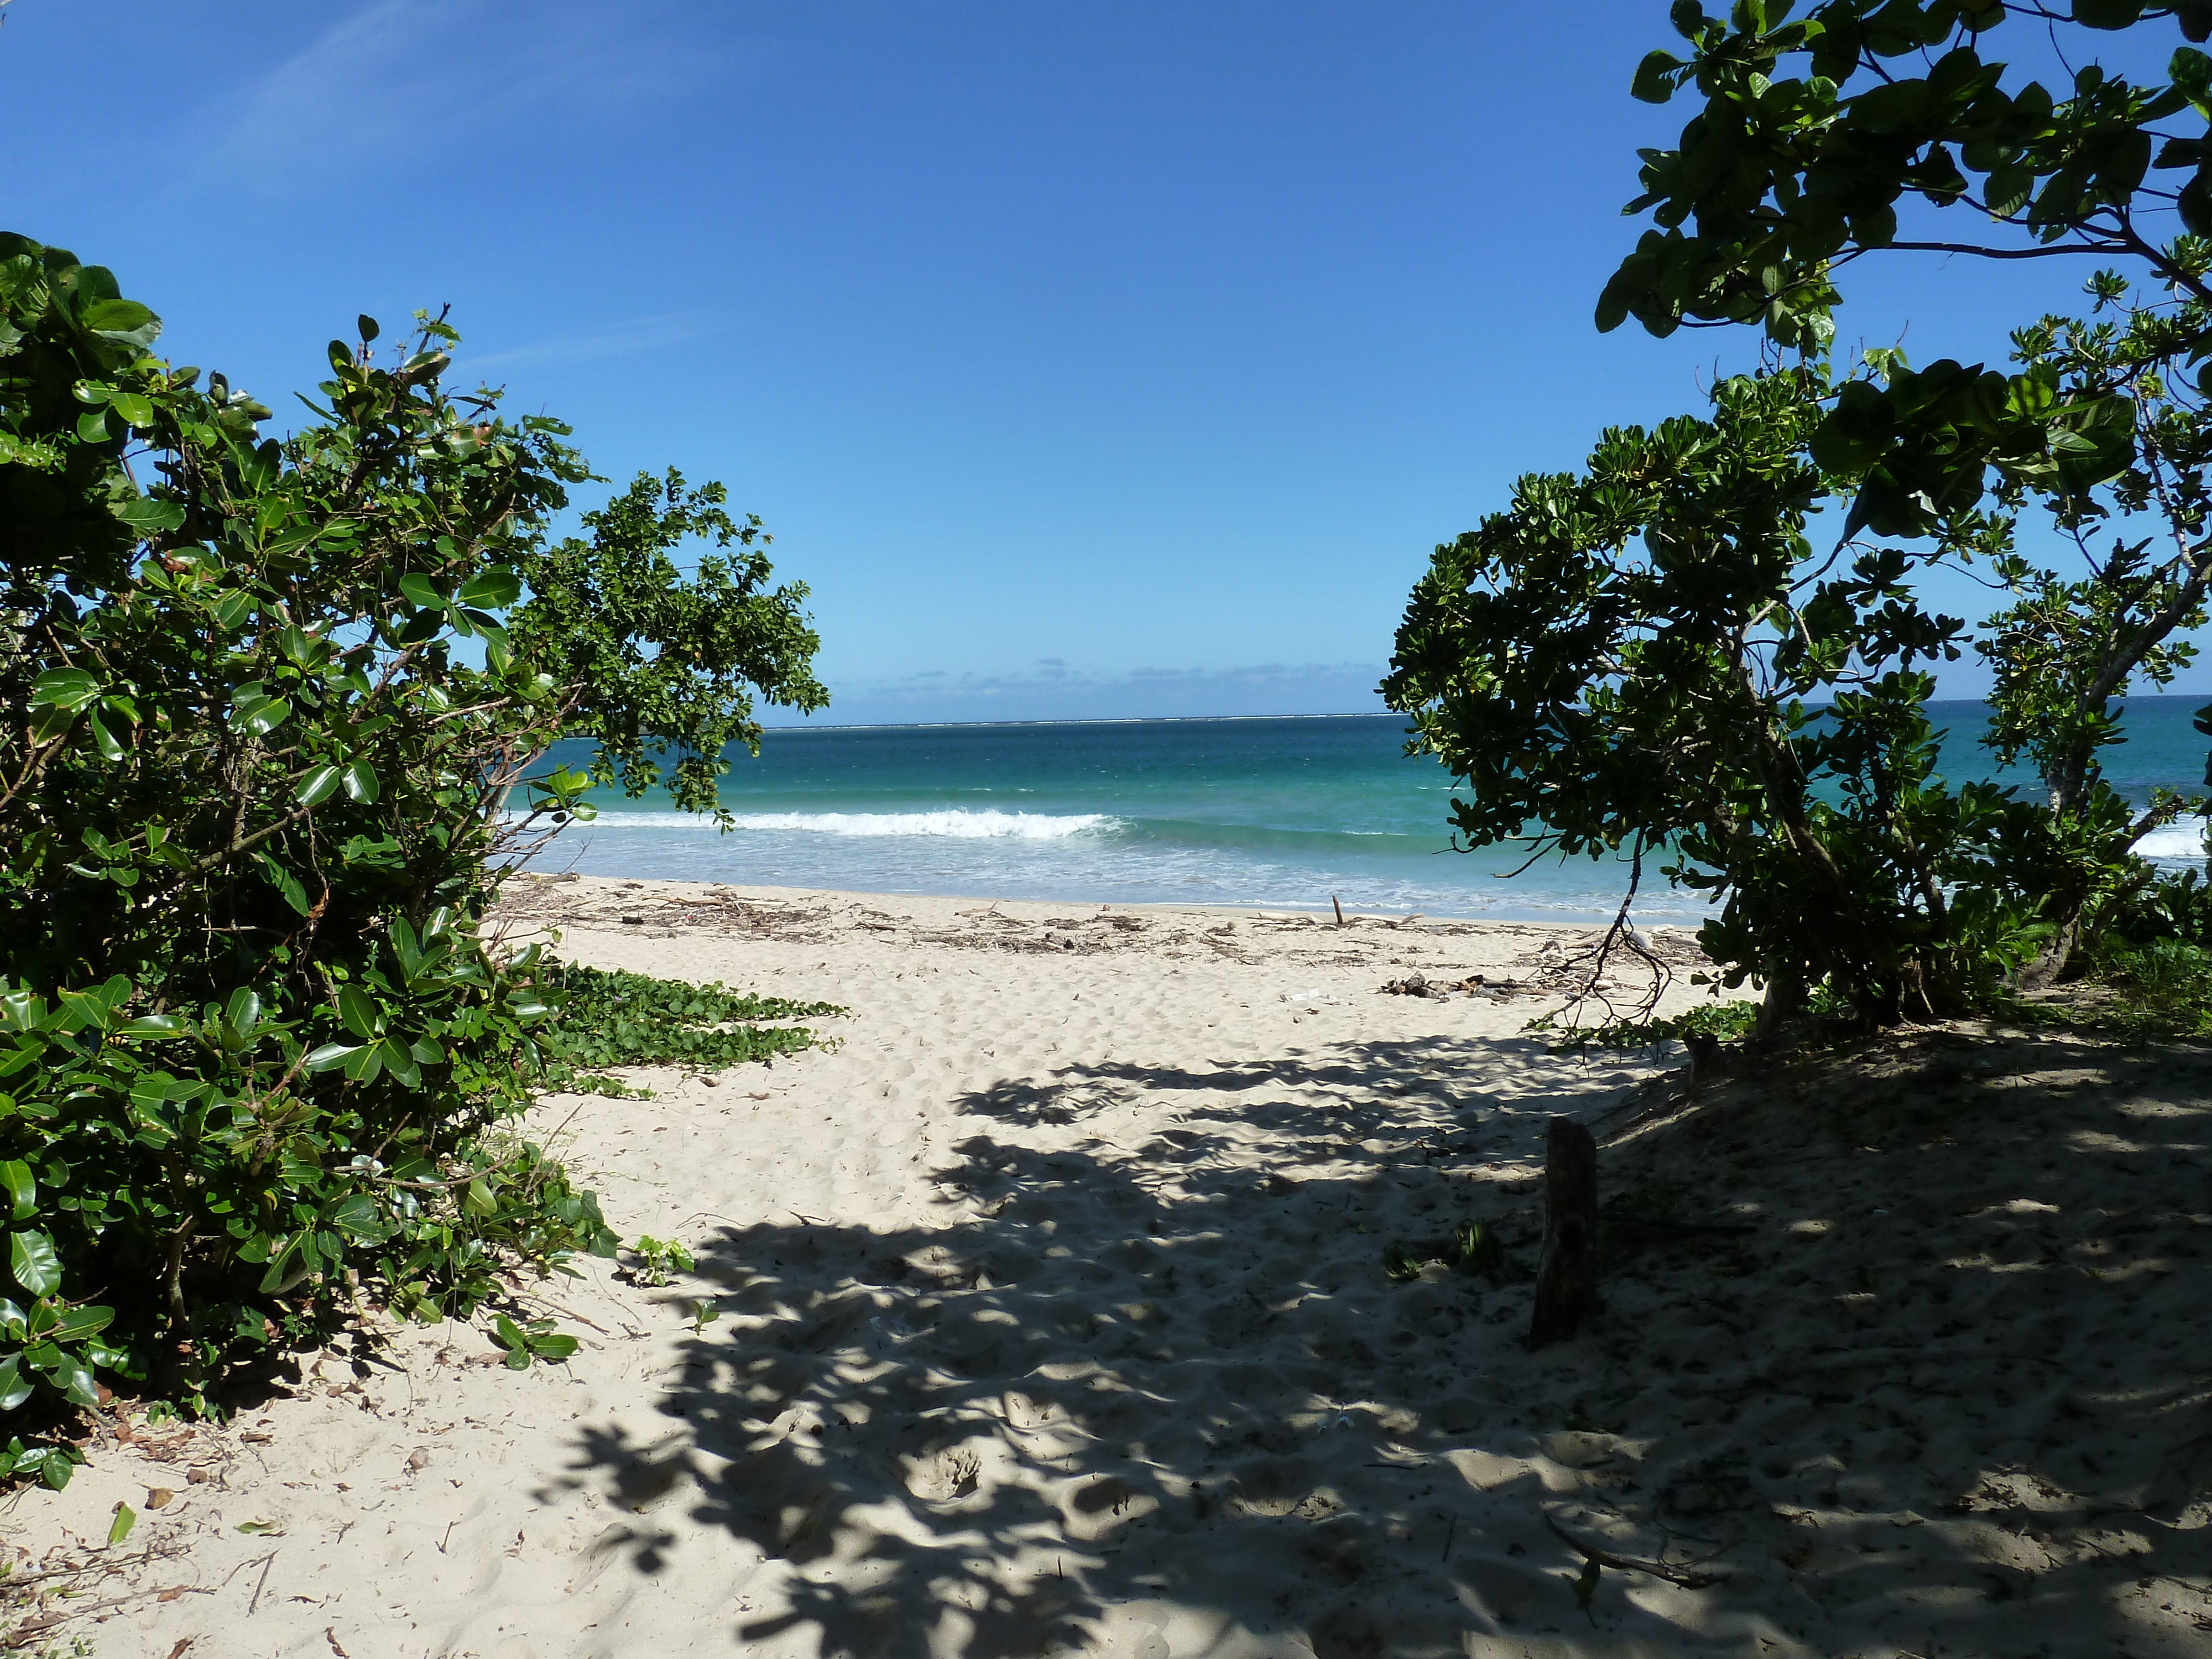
1527,1117,1599,1349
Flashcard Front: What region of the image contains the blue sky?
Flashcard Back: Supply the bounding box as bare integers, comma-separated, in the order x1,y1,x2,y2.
6,0,2206,722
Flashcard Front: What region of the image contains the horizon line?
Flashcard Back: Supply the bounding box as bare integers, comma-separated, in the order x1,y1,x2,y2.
747,688,2212,736
752,709,1401,733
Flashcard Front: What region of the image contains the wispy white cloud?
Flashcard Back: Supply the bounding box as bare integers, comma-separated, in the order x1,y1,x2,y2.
205,0,715,186
458,309,720,374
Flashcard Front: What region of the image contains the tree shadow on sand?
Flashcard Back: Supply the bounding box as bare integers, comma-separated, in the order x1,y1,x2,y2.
550,1029,2212,1658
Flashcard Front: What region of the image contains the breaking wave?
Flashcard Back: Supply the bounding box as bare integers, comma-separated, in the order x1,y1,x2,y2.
586,808,1116,841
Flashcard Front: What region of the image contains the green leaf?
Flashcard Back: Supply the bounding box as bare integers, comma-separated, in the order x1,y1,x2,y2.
0,1358,29,1412
232,690,292,737
304,1042,359,1072
2074,0,2146,27
336,985,380,1040
54,1363,98,1410
49,1304,112,1343
377,1039,419,1088
398,574,445,612
1633,48,1686,103
107,1502,137,1546
252,852,311,916
294,763,345,807
529,1332,578,1362
29,669,100,712
84,710,125,762
0,1162,32,1222
79,296,160,347
116,1014,187,1039
341,759,380,803
107,392,153,429
10,1230,61,1298
225,987,263,1037
326,1194,383,1241
112,496,186,533
455,568,521,610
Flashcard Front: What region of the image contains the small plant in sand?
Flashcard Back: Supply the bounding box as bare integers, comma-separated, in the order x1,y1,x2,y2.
1383,1218,1515,1284
488,1314,580,1372
624,1235,697,1287
1449,1218,1507,1279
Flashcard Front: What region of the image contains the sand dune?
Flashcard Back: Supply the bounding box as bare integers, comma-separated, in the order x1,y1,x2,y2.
13,879,2210,1658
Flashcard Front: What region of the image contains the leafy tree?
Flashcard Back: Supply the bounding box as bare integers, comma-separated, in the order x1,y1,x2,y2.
1600,1,2212,969
0,232,828,1454
1384,368,2047,1030
1384,1,2212,1026
1602,1,2212,353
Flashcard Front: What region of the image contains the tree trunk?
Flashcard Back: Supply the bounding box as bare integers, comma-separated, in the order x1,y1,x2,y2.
2013,912,2082,992
1752,968,1803,1046
1527,1117,1599,1349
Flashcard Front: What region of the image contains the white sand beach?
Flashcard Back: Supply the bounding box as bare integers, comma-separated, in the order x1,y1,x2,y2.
11,877,2211,1658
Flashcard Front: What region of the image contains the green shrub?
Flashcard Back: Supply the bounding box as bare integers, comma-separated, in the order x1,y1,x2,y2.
0,234,828,1443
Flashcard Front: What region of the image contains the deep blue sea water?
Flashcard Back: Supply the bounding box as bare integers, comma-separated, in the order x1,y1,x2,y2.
531,698,2212,922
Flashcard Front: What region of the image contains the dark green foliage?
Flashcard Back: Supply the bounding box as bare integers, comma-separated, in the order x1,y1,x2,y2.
1386,9,2212,1032
0,1436,80,1492
1449,1218,1509,1279
1386,368,2052,1026
537,965,843,1091
1604,4,2212,583
0,234,830,1447
1381,1242,1425,1281
2054,856,2212,1030
509,471,827,817
1384,1218,1518,1284
1604,2,2212,354
488,1312,578,1371
1531,998,1764,1053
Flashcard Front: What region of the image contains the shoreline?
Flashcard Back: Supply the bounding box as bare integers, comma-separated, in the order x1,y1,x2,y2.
508,856,1724,931
497,872,1697,932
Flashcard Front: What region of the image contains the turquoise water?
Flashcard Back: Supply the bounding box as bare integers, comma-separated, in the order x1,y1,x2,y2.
534,698,2211,921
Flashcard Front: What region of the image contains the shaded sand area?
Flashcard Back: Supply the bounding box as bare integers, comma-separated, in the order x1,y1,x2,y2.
12,878,2212,1657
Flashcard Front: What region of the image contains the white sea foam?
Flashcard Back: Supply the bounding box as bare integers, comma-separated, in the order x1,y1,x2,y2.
2138,816,2211,862
580,808,1116,841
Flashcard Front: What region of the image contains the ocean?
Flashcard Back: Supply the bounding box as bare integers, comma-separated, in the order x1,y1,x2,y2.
531,697,2212,922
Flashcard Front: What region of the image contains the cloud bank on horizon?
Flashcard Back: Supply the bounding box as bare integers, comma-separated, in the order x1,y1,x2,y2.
767,660,1389,726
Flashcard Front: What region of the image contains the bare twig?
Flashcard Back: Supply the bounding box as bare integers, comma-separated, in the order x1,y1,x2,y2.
1543,1513,1728,1589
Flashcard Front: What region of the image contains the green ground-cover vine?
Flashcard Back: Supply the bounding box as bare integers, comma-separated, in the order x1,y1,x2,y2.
0,232,832,1475
536,966,844,1093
